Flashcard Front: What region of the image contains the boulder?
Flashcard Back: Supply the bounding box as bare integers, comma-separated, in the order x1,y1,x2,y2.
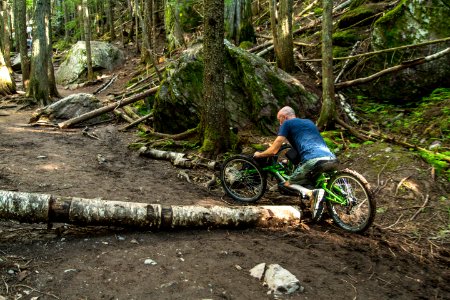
29,93,103,124
11,54,22,72
153,40,319,134
55,41,124,85
366,0,450,102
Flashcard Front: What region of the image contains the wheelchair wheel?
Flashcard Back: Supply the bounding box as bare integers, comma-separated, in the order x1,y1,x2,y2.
220,155,266,203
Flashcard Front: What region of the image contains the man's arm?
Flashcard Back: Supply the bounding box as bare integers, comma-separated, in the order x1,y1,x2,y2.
253,136,286,158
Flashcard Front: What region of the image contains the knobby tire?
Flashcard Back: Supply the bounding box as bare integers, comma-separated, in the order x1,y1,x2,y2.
326,168,376,233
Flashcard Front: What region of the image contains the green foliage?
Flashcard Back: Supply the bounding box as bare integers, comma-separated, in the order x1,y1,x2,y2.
313,8,323,16
239,41,254,50
332,29,359,47
53,39,72,52
251,144,266,151
354,88,450,181
337,4,381,29
322,131,343,153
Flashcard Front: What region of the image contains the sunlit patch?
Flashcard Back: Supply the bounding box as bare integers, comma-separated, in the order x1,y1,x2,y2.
0,66,13,83
38,163,61,171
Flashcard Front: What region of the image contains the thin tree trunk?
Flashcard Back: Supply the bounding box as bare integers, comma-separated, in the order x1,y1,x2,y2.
224,0,255,45
0,190,302,229
1,1,12,69
141,0,152,63
165,0,186,53
47,1,59,98
83,0,94,81
317,0,335,129
27,0,50,105
277,0,294,71
107,0,115,40
201,0,230,157
63,0,70,41
152,0,157,53
14,0,30,90
269,0,294,72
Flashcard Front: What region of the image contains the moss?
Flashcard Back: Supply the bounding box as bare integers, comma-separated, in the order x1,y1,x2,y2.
349,0,367,10
239,41,253,50
373,0,450,49
332,46,351,58
332,29,359,47
337,4,382,29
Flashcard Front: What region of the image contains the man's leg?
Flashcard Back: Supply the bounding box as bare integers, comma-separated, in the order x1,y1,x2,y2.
284,158,325,220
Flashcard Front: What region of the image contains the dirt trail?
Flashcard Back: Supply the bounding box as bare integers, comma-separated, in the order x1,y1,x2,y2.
0,107,448,299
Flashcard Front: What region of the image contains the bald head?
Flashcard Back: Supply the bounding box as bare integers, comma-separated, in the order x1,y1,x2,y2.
277,106,296,125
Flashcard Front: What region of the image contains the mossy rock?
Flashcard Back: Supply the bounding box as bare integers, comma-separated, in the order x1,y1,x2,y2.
351,0,450,102
332,29,360,47
337,3,385,29
153,41,319,134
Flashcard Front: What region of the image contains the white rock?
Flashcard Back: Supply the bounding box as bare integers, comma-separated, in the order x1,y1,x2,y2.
264,264,303,295
249,263,266,280
144,259,157,265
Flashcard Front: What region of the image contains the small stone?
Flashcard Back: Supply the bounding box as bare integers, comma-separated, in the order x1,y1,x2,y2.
36,155,47,159
235,265,242,270
144,259,157,265
116,236,125,241
429,141,442,150
130,239,139,244
250,263,266,280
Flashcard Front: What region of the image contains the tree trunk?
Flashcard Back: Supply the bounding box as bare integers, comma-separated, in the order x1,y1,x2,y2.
201,0,230,157
165,0,186,54
134,0,140,53
224,0,255,45
27,0,50,106
152,0,157,53
14,0,30,90
141,0,152,63
107,0,115,40
83,0,94,81
1,0,12,69
317,0,335,129
0,48,15,95
47,1,59,98
0,190,302,229
63,0,70,41
269,0,294,72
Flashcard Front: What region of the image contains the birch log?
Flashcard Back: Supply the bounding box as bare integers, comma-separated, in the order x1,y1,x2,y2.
0,190,302,228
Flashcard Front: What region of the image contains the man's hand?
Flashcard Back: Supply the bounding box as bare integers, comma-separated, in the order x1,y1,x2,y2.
253,151,262,159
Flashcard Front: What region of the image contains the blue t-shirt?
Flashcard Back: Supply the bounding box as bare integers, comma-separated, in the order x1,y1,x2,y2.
278,118,335,163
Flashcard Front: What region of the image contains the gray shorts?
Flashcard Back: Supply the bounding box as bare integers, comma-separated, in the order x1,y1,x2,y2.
288,157,335,186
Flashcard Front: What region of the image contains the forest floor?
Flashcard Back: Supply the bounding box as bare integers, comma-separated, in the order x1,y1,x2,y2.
0,51,449,299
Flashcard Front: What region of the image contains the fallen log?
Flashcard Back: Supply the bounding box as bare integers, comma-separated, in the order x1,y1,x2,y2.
58,86,159,129
0,190,302,229
335,47,450,90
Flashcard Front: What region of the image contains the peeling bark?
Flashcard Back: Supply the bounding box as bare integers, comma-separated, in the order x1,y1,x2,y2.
0,190,302,229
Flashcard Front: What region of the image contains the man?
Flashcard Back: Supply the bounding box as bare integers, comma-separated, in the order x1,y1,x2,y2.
253,106,336,220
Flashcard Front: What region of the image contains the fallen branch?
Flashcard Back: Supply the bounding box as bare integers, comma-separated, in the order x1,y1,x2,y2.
0,190,302,229
410,194,430,221
138,147,192,167
256,45,274,57
299,36,450,62
336,118,450,164
147,126,199,141
120,112,154,131
336,47,450,90
93,74,118,95
58,86,159,129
